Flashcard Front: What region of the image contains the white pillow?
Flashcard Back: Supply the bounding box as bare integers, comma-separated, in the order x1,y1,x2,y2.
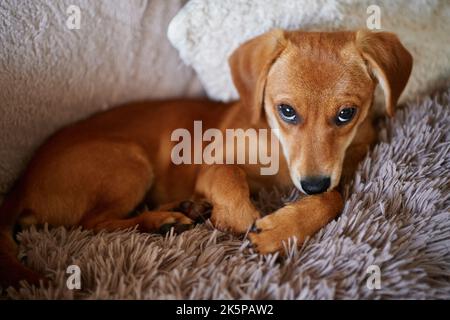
168,0,450,103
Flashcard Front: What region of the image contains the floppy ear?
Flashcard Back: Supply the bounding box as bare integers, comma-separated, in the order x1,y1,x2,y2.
356,30,413,117
228,29,287,124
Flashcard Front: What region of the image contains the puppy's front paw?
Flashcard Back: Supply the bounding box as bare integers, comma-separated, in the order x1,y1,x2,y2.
211,203,260,235
248,213,304,255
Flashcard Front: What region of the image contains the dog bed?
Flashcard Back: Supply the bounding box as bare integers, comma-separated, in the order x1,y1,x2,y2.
4,89,449,299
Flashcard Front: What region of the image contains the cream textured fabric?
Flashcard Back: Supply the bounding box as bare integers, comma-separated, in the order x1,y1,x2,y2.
168,0,450,103
0,0,204,194
4,90,449,299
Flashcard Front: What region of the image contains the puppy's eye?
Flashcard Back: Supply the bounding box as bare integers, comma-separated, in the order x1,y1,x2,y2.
277,104,299,124
335,107,357,126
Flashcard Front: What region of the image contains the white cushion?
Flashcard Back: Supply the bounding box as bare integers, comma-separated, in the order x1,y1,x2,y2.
168,0,450,102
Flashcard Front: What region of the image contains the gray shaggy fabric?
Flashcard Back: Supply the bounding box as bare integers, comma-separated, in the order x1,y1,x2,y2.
3,90,450,300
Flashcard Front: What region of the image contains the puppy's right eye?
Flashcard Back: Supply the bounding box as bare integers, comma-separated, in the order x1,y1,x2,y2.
277,104,299,124
335,106,357,126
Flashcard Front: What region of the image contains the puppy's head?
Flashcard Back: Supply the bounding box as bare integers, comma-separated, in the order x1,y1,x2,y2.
229,29,412,194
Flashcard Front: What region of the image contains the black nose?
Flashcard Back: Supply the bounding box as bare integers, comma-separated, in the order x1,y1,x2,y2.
300,176,331,195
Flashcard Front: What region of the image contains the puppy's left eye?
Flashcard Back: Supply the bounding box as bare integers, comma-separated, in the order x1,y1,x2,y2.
335,107,357,126
277,104,299,124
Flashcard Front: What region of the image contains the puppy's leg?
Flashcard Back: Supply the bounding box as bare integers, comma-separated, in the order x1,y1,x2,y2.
249,191,343,254
16,141,156,228
3,141,169,287
18,140,193,235
195,165,260,234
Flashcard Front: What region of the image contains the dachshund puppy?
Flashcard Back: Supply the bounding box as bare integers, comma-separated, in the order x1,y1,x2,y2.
0,29,412,288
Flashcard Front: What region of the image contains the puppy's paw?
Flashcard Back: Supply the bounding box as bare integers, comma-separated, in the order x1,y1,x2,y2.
175,199,212,223
156,212,194,235
211,204,259,235
248,213,303,255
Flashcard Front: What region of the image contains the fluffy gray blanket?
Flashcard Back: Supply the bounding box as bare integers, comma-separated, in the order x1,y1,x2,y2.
3,90,450,299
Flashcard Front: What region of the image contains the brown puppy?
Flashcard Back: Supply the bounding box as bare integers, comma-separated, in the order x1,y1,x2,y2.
0,29,412,288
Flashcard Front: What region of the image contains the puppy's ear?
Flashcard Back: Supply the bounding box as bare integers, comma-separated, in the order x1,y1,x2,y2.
229,29,287,124
356,30,413,117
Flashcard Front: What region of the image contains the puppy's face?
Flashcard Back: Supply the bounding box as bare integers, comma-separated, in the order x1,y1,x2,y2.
229,30,412,194
264,33,375,193
229,29,412,194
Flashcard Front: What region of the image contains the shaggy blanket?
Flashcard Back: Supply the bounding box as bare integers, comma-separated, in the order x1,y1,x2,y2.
3,89,450,300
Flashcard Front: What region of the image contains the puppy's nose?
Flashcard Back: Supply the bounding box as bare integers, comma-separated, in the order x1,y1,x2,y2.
300,176,331,195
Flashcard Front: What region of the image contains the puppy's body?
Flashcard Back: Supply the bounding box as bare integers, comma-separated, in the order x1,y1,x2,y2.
0,30,412,288
9,99,290,228
19,99,231,220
